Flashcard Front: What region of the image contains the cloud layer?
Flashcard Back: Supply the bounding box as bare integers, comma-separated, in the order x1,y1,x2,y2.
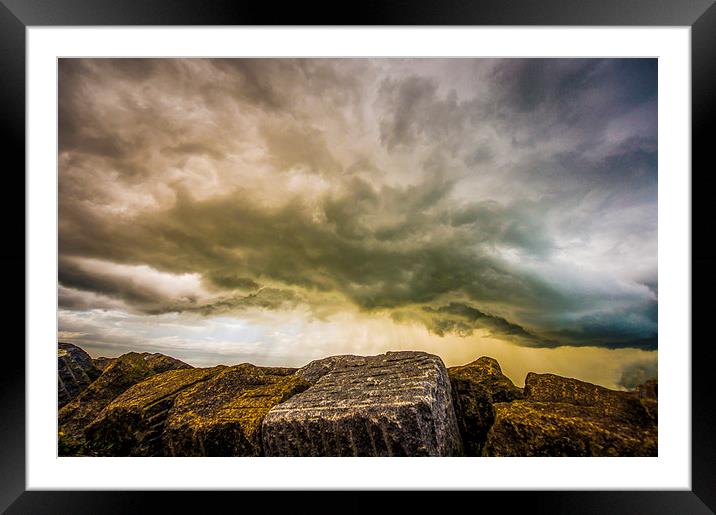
58,58,658,371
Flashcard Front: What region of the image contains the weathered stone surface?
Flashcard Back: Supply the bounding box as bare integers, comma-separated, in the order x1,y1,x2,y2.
448,356,522,456
257,366,298,377
526,372,628,407
523,372,656,423
92,356,116,372
295,355,367,384
85,367,225,456
262,351,463,456
484,373,657,457
58,351,191,450
484,400,657,456
163,364,310,456
58,342,101,408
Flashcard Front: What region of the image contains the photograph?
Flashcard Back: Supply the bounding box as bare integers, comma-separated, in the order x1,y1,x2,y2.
56,57,659,458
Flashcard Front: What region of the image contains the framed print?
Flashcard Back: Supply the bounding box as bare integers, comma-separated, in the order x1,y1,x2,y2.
4,0,715,512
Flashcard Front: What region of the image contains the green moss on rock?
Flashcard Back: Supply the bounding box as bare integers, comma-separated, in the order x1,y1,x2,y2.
92,357,116,372
483,400,657,456
484,375,658,457
163,364,310,456
85,367,225,456
447,356,522,456
58,351,191,453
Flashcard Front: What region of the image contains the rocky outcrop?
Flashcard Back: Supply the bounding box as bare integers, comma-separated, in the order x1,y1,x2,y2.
483,373,658,457
92,356,116,372
85,367,225,456
295,355,366,384
163,364,310,456
262,351,463,456
56,343,658,458
58,351,191,450
447,356,522,456
58,342,101,408
636,378,658,399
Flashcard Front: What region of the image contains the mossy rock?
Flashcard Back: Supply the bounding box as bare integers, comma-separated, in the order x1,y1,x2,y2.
447,356,522,456
524,372,656,426
92,357,116,372
483,400,657,457
295,355,367,384
58,351,191,452
163,364,310,456
85,367,225,456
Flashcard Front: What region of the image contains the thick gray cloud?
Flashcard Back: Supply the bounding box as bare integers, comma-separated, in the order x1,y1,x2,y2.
58,58,658,352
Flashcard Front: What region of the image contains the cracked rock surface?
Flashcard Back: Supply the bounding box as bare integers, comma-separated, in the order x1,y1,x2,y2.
262,351,463,456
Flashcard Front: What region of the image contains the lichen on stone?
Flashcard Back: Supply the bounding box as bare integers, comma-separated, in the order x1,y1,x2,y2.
85,366,226,456
162,364,310,457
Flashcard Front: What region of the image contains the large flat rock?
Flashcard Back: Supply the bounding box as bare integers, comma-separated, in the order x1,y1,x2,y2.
58,342,101,408
262,351,463,456
162,364,310,456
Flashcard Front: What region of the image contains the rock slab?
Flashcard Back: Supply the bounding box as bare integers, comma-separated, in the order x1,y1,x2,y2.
262,351,463,456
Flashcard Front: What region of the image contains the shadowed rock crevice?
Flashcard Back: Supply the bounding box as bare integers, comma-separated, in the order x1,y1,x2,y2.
447,356,523,456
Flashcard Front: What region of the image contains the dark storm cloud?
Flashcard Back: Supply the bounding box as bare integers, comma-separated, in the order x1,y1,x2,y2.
60,181,558,310
419,302,550,345
58,58,658,351
59,178,654,349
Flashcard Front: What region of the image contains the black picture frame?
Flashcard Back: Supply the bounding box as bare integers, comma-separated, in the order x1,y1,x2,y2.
2,0,714,512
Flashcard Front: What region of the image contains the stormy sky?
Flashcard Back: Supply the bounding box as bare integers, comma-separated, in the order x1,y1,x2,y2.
58,58,658,389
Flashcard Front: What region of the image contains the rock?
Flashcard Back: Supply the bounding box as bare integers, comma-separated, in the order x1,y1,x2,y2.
295,355,367,384
635,379,658,399
523,372,655,423
58,351,191,450
142,352,192,374
92,356,116,372
525,372,627,406
256,366,298,377
85,367,225,456
447,356,522,456
484,401,657,456
262,351,463,457
163,364,310,456
58,342,101,408
483,373,657,457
